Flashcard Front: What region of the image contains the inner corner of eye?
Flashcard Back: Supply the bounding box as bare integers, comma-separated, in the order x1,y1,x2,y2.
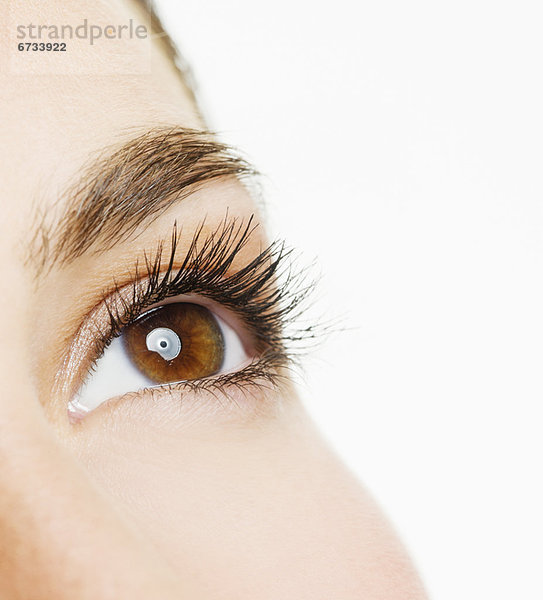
69,301,253,419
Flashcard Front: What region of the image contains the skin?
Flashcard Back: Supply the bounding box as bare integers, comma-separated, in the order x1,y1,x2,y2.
0,1,427,598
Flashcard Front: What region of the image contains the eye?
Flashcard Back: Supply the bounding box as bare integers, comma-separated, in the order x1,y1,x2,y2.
69,301,250,418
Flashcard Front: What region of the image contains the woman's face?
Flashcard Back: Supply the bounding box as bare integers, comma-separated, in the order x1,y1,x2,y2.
0,1,425,597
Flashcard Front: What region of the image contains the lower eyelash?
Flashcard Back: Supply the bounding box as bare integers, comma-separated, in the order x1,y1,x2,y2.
151,352,290,397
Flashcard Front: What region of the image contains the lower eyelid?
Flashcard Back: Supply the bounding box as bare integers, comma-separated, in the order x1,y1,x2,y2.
68,357,285,425
74,383,284,431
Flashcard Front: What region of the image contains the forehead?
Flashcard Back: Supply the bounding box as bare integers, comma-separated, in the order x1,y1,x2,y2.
0,0,201,225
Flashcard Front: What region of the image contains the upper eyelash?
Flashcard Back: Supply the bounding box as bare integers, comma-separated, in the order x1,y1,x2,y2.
87,215,319,388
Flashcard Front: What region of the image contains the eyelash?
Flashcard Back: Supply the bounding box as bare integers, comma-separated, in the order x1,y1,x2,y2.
85,215,317,397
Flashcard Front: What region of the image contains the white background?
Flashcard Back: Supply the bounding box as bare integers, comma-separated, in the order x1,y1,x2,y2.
154,2,543,598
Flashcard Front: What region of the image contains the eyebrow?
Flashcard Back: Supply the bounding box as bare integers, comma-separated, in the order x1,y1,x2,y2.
29,127,257,272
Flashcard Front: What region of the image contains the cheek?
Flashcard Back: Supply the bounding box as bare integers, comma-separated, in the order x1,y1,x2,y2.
65,392,425,599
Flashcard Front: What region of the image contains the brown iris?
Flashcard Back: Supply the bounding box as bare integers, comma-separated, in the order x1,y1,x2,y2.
122,303,225,384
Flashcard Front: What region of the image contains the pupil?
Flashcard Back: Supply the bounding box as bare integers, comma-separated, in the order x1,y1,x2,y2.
160,340,167,348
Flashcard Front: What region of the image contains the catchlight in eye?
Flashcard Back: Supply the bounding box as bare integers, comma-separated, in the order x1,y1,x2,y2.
145,327,182,360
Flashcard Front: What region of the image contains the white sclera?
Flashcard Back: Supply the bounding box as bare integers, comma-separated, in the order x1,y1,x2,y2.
146,327,182,360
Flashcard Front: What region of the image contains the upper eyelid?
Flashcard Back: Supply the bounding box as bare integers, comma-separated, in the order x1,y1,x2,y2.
69,216,261,344
101,217,287,342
